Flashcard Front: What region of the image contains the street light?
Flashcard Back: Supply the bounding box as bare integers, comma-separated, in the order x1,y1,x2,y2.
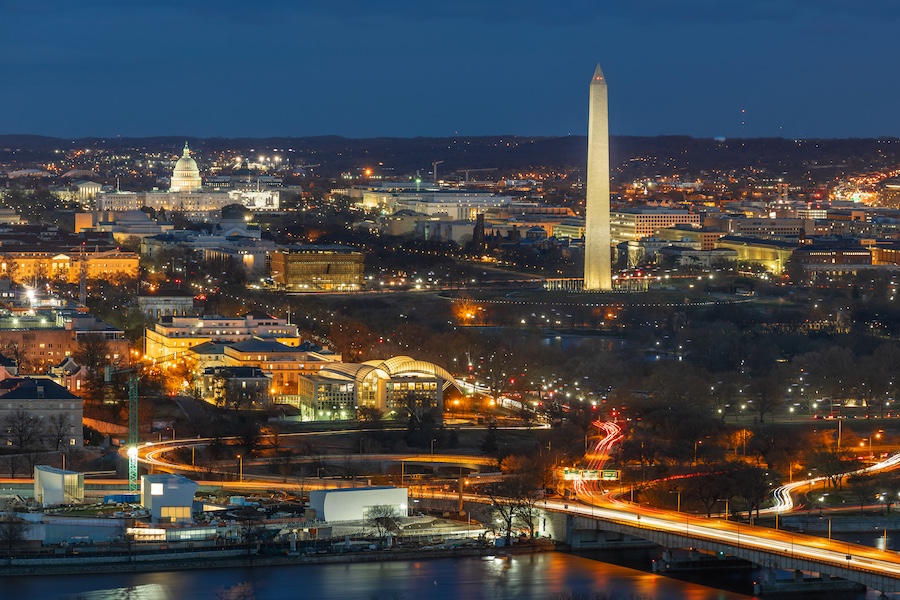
693,440,702,466
431,438,436,456
237,454,243,483
669,488,682,512
717,497,730,521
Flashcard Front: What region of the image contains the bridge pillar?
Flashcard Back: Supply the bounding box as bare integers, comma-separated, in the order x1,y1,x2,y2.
794,570,804,583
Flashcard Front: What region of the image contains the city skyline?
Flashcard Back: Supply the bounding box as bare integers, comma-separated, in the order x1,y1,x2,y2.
4,1,900,139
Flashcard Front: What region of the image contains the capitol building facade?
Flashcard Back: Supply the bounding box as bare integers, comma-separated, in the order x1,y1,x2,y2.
96,143,279,220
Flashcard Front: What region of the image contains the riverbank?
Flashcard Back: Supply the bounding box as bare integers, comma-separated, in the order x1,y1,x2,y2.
0,542,553,577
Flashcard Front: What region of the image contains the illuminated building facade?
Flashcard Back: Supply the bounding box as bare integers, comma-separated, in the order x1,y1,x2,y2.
610,208,700,244
291,356,456,421
0,311,128,374
144,312,301,361
270,245,364,292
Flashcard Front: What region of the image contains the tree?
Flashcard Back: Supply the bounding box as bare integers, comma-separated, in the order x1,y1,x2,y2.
366,504,400,539
73,332,112,373
0,255,19,283
0,510,29,557
4,455,24,478
167,354,199,397
1,341,29,374
727,428,752,456
73,332,112,407
235,508,266,555
683,470,731,518
236,419,262,457
732,465,771,521
4,409,44,450
747,363,791,423
848,471,877,514
357,407,384,425
481,422,499,455
47,412,72,451
404,398,439,448
487,489,518,547
808,445,855,491
873,471,900,514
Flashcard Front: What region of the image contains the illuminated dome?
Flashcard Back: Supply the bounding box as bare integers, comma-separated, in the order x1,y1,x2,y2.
169,142,202,192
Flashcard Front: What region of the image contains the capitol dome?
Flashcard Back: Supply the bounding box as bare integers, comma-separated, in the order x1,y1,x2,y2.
169,142,202,192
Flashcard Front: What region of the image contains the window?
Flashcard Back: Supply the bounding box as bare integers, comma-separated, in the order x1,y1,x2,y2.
151,483,164,496
160,506,190,519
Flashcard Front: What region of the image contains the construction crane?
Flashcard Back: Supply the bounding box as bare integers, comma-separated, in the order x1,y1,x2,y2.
432,160,445,184
105,365,140,491
294,163,320,174
456,168,497,184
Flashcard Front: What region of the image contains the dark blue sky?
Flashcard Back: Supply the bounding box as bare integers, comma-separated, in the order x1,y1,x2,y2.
3,1,899,139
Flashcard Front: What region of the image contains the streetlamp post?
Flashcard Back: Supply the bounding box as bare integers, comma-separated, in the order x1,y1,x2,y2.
718,497,730,520
431,438,436,457
669,489,682,512
693,440,702,466
237,454,243,483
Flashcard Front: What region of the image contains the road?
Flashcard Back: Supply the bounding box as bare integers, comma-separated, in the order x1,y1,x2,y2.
127,427,900,589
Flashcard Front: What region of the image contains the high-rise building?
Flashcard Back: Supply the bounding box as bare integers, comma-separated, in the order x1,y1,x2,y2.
584,64,612,290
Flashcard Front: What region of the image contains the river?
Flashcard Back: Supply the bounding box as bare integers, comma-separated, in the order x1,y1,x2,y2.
4,552,756,600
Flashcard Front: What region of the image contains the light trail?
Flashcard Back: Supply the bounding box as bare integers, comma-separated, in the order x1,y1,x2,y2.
769,450,900,514
573,420,624,498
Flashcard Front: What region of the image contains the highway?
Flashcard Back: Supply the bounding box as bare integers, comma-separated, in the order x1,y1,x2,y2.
127,427,900,590
420,487,900,591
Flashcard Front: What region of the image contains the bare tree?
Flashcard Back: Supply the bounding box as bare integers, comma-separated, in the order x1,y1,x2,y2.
809,445,855,491
366,504,400,539
73,332,112,374
4,454,24,478
74,332,112,407
235,419,261,457
515,491,542,539
0,341,28,374
0,510,30,557
47,412,72,451
848,471,877,515
4,409,44,450
486,491,518,547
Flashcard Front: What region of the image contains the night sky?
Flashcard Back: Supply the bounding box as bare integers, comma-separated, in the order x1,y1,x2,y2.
3,1,900,139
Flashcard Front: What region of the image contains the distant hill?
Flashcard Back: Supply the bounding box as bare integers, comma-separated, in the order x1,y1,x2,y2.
2,134,899,183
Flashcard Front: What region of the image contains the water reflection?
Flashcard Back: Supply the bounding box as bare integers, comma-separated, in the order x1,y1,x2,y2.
11,554,755,600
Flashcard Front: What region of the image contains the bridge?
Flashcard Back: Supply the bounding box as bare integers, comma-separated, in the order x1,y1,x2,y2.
547,498,900,596
135,436,900,595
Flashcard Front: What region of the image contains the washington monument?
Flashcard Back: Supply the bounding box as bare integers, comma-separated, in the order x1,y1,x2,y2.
583,63,612,290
